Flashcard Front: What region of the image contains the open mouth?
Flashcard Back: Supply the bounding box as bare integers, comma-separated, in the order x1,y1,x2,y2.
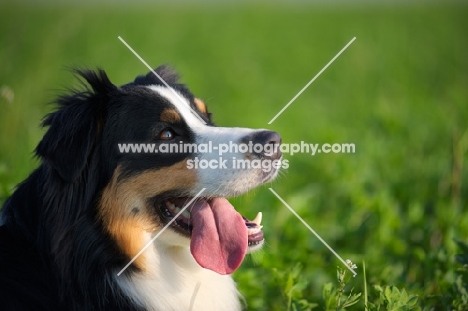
158,197,264,274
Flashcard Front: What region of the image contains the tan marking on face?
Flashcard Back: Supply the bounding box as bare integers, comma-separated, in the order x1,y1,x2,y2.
160,108,181,124
194,98,207,114
99,160,197,271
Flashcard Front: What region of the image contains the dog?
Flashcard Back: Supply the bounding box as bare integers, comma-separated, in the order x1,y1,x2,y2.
0,65,282,310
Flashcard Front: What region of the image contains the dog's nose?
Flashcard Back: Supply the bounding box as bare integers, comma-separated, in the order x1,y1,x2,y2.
242,130,282,160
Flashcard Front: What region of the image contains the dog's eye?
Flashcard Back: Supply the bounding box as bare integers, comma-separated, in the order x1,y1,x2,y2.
159,128,175,140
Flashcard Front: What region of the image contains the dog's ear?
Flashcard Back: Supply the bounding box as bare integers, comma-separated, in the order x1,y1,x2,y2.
36,69,116,183
133,64,180,86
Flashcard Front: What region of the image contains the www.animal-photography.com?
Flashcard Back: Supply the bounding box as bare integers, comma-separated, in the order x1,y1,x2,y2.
1,0,467,310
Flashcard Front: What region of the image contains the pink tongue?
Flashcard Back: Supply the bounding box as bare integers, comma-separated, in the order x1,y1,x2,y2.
190,198,248,275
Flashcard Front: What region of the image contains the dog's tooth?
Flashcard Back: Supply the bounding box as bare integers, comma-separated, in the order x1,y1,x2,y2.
166,201,176,209
252,212,262,226
182,210,191,219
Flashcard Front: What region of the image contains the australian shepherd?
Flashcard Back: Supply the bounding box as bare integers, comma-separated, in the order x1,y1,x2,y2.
0,66,282,310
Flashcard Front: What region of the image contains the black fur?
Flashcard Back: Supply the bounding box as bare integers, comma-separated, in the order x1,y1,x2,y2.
0,66,209,310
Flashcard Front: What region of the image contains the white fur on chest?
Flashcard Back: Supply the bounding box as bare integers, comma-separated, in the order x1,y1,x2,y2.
117,233,242,311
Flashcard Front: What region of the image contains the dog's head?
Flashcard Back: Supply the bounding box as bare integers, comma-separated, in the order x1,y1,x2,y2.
37,66,282,275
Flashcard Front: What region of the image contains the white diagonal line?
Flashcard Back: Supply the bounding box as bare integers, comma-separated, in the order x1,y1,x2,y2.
118,36,207,125
269,188,357,276
117,188,206,276
268,37,356,124
188,282,201,311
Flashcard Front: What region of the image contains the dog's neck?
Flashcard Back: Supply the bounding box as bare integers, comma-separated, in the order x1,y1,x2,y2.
116,233,242,311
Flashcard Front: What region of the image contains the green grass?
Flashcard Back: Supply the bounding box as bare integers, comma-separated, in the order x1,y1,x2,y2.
1,2,468,310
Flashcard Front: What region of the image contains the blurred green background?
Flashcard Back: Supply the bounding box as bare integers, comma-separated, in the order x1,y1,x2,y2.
1,1,467,310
